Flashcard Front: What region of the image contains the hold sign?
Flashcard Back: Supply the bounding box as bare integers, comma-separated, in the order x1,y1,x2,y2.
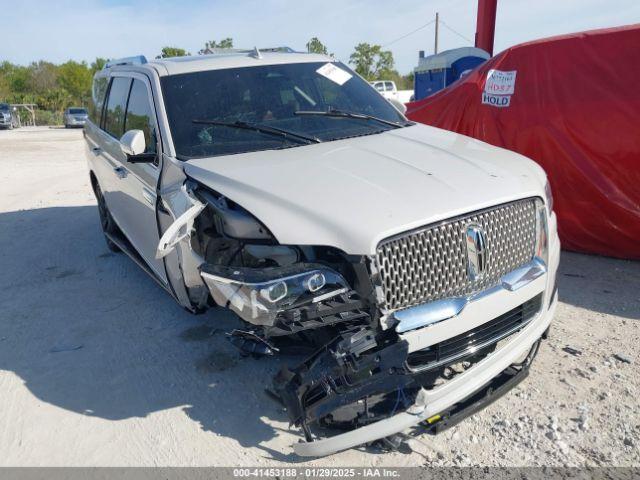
482,92,511,107
482,69,517,108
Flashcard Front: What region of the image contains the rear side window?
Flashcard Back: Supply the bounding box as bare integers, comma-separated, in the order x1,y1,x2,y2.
103,77,132,138
124,79,157,154
89,76,108,124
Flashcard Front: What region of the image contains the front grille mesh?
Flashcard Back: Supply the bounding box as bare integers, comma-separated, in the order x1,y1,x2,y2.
376,199,538,312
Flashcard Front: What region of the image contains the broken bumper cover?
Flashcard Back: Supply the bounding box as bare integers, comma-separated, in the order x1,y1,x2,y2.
293,290,558,457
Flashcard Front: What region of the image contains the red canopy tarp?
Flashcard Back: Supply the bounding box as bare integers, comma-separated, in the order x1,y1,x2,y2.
406,25,640,259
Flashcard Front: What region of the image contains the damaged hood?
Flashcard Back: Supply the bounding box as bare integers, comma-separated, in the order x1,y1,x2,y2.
184,124,547,254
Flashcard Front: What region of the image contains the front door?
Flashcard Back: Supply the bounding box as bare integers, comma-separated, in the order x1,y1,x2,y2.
100,74,166,281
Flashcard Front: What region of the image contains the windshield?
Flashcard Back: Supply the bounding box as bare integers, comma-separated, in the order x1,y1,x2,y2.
0,103,9,111
69,108,87,114
161,61,407,159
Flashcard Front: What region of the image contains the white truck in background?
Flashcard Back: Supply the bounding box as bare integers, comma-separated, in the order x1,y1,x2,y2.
370,80,414,104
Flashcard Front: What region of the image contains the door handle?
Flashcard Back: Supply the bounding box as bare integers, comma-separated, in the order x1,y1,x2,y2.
113,166,128,179
91,147,102,154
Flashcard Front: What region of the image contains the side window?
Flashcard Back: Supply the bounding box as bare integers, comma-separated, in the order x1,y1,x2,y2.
124,79,157,155
89,76,108,124
103,77,132,138
385,82,394,91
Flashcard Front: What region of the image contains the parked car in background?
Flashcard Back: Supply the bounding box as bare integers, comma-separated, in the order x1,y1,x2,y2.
370,80,398,100
64,107,89,128
85,50,559,457
370,81,414,105
0,103,18,129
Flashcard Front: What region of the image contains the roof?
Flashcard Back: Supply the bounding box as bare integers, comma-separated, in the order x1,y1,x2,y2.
106,50,336,77
415,47,489,73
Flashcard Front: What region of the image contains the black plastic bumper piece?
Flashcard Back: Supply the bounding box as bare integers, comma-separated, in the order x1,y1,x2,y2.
424,362,530,435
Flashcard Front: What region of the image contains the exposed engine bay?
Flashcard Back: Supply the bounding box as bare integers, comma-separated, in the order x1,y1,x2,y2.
158,179,537,449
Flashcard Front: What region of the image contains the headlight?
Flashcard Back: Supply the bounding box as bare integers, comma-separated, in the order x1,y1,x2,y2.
200,263,348,326
534,198,549,265
544,180,554,212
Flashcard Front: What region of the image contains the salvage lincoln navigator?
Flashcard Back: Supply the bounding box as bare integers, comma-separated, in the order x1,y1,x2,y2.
85,49,559,456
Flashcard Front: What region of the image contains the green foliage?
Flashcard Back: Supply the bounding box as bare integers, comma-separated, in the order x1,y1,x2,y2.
156,47,190,59
28,61,59,94
348,43,395,81
58,60,92,104
34,110,63,126
0,57,106,124
90,58,108,73
199,38,233,54
306,37,328,55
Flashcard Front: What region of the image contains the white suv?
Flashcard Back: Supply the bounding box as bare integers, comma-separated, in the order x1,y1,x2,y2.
84,49,559,457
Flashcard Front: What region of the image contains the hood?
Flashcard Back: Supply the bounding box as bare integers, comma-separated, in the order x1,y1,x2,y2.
184,124,547,255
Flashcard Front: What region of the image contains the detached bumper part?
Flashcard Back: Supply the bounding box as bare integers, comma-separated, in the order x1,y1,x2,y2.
292,292,557,457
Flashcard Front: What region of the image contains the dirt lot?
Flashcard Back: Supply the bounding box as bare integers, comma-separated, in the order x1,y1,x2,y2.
0,127,638,467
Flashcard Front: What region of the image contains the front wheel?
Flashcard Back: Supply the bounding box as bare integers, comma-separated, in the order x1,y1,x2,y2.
94,181,121,253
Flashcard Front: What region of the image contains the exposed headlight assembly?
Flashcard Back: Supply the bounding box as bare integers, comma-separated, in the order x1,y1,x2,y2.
200,263,348,326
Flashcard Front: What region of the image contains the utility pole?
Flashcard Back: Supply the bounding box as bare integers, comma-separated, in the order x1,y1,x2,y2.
434,12,439,54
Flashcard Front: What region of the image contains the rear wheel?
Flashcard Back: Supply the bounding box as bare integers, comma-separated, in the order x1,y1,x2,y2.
94,181,121,253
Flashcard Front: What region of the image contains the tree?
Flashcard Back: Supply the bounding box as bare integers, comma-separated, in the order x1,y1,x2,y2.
57,60,93,104
306,37,328,55
28,61,59,95
348,43,395,80
156,47,190,59
199,38,233,54
40,87,72,111
90,57,108,73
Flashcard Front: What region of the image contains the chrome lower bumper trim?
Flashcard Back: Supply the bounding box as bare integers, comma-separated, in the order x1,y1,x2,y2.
394,258,547,334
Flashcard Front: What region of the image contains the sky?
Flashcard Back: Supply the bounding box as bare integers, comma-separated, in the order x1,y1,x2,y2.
1,0,639,74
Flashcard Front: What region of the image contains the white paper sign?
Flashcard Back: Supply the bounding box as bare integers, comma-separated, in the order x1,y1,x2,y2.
484,69,517,95
316,63,353,86
482,92,511,108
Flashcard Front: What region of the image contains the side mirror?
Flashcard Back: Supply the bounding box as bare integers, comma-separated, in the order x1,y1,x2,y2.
120,130,146,156
389,98,407,114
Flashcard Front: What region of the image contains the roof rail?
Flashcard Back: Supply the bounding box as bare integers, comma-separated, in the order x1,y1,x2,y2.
104,55,148,69
200,46,296,55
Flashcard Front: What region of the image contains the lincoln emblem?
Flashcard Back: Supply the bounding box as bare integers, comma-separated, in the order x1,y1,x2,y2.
465,223,488,281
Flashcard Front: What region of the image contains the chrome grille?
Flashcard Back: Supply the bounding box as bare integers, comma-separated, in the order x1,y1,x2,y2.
376,199,538,312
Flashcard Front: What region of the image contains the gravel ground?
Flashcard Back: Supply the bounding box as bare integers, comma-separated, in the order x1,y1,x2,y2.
0,127,638,467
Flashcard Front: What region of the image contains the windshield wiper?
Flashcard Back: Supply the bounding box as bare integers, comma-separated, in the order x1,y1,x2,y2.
192,119,321,144
294,109,409,129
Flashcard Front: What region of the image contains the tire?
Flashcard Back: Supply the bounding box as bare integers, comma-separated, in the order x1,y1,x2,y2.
94,181,121,253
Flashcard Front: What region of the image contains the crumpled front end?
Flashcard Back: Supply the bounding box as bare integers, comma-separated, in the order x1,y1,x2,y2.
270,197,560,456
160,170,559,456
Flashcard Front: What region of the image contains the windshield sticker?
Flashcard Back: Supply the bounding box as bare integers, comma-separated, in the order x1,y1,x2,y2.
316,63,352,86
484,69,517,95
